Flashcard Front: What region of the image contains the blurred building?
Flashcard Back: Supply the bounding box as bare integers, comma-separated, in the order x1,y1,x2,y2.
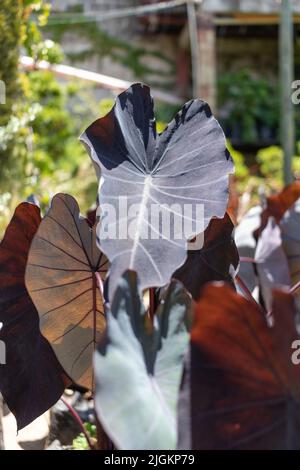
47,0,300,146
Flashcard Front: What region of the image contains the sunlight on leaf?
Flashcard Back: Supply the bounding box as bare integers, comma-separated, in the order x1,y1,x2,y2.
95,270,192,450
25,194,109,389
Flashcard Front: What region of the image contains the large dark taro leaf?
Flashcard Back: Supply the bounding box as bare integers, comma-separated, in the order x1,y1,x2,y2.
0,203,69,430
94,270,192,450
80,83,234,302
173,213,239,300
178,283,300,450
25,194,109,390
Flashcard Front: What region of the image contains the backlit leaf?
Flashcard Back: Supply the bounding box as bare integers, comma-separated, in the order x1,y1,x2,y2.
0,203,69,430
25,194,109,389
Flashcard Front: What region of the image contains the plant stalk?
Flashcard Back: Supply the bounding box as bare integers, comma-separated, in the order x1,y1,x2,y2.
149,287,156,320
290,280,300,294
236,275,259,306
60,396,94,450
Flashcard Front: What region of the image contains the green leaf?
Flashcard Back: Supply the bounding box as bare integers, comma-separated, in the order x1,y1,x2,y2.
94,270,192,450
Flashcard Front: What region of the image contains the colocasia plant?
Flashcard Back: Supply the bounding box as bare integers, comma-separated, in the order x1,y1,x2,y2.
1,83,300,450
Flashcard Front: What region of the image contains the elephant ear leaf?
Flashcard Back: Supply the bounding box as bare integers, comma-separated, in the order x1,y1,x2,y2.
80,83,234,302
25,194,109,390
94,270,192,450
178,283,300,450
0,202,69,430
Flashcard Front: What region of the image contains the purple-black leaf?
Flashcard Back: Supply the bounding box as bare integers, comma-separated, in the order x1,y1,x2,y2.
81,83,234,302
173,213,239,299
0,203,69,430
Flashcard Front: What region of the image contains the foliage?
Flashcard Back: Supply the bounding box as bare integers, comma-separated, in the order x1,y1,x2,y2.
218,70,279,144
0,202,69,429
235,181,300,306
0,0,21,126
25,194,108,389
98,97,180,134
257,145,300,186
174,213,239,300
178,284,300,450
81,84,234,302
0,0,22,182
73,423,96,451
94,271,192,450
3,80,300,451
227,140,300,215
226,141,249,181
0,1,98,234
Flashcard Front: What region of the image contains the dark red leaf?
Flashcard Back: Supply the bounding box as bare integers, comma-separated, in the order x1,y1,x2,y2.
86,206,97,227
173,214,239,300
178,283,300,449
25,194,108,390
0,203,69,430
256,182,300,238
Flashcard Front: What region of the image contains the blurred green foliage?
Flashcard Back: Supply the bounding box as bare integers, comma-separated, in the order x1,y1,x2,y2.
72,423,96,451
0,1,21,126
0,1,98,233
0,0,22,184
257,145,300,185
229,140,300,213
1,2,300,234
218,70,279,144
226,141,249,182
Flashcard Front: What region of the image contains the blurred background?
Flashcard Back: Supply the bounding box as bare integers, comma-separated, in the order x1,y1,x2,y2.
1,0,300,233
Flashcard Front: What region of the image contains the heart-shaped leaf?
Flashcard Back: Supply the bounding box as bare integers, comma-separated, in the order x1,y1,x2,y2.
25,194,109,390
94,270,192,450
80,83,234,302
0,203,69,430
173,213,239,299
178,283,300,450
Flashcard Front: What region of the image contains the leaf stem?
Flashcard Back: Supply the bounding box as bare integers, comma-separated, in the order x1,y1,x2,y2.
60,396,94,450
149,287,156,319
290,280,300,294
95,271,104,296
240,256,257,264
235,275,259,306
